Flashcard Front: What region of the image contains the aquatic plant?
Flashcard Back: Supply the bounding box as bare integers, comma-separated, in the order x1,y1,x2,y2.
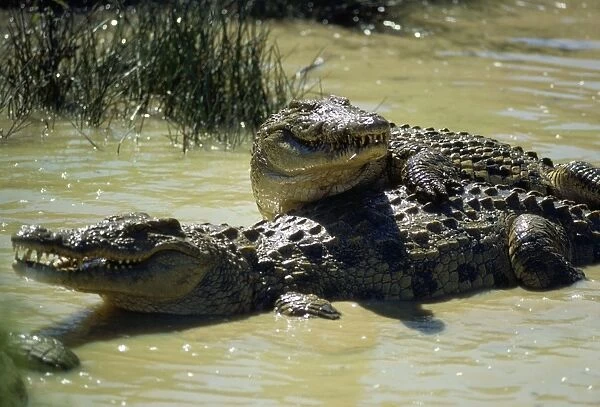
0,65,32,140
0,1,307,149
130,1,304,150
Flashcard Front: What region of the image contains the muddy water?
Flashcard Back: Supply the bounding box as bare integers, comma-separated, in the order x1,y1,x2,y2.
1,1,600,405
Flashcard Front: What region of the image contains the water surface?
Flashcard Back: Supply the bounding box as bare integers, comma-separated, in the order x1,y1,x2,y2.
1,1,599,405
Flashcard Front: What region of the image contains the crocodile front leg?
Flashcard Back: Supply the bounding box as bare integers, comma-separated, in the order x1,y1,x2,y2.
392,150,463,202
275,291,341,320
508,214,586,289
388,125,599,208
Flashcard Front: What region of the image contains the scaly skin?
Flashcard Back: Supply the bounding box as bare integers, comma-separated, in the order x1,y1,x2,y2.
251,95,390,219
0,329,79,405
6,332,79,371
251,95,600,217
388,124,600,207
0,330,80,378
11,183,600,318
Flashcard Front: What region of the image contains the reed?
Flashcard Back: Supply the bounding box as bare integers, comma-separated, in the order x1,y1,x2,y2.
0,1,307,148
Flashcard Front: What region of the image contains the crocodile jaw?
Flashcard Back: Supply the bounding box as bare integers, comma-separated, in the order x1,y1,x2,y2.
258,127,389,176
11,214,256,315
251,95,391,218
12,246,208,300
252,155,387,218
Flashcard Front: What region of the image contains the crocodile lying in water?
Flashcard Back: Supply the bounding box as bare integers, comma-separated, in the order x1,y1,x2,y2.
11,183,600,319
251,95,600,218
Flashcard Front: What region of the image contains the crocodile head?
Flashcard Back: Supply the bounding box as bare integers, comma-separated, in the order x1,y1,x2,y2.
251,95,390,218
11,213,252,315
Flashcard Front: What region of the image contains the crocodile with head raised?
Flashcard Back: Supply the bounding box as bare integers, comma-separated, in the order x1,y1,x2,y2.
11,183,600,318
250,95,390,218
251,95,600,218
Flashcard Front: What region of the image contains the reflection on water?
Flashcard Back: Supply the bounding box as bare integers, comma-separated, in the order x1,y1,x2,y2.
1,1,599,405
439,49,600,72
510,37,600,51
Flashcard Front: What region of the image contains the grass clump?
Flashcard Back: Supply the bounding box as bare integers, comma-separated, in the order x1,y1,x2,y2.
0,1,307,149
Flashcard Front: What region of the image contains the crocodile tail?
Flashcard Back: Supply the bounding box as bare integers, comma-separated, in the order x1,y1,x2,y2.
544,161,600,209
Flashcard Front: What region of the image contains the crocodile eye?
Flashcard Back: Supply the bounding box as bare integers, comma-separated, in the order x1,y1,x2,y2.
162,218,181,228
328,95,350,106
289,99,316,111
125,222,149,236
281,128,295,139
150,218,184,236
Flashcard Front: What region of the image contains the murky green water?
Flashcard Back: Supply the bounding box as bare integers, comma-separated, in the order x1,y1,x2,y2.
1,1,599,405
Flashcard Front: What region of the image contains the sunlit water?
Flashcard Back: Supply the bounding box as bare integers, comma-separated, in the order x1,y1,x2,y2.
1,1,599,405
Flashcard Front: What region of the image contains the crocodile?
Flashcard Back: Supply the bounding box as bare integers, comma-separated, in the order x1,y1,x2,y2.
251,95,600,218
3,332,79,371
0,329,79,406
11,183,600,318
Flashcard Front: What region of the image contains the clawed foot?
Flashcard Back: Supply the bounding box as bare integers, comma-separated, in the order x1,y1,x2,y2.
275,292,341,320
402,150,463,203
6,332,80,371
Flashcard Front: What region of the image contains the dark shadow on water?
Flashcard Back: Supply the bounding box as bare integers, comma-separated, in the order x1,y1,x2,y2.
359,301,445,335
32,304,255,348
32,299,446,350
